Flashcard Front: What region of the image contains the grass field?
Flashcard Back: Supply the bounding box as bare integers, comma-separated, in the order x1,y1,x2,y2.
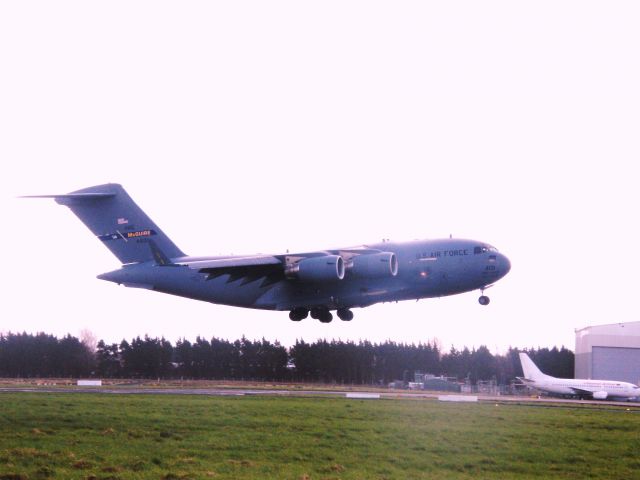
1,393,639,479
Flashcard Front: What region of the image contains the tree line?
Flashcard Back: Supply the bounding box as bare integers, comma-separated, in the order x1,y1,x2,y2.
0,332,574,385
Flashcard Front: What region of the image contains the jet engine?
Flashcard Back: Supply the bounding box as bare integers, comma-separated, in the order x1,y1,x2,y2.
285,255,345,282
592,391,608,400
348,252,398,278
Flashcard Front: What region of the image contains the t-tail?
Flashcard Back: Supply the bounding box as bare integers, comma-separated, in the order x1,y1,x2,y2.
519,352,552,382
23,183,185,265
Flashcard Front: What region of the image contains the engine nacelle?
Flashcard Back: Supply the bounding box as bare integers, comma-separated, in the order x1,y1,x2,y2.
285,255,345,282
348,252,398,278
592,391,608,400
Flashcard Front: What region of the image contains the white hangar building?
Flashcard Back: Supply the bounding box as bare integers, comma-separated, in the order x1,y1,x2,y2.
575,321,640,385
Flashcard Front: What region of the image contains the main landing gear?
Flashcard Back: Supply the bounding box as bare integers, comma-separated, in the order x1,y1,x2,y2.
311,307,333,323
289,307,354,322
289,308,309,321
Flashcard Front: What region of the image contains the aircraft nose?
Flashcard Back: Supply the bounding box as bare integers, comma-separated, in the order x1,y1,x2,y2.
500,253,511,276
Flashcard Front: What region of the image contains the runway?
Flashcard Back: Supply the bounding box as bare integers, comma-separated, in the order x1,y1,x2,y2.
1,384,639,410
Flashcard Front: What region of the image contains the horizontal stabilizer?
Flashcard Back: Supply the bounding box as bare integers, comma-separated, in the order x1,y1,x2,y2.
516,376,534,384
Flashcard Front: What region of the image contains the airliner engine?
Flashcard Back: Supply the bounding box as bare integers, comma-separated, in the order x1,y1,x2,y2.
592,391,608,400
349,252,398,278
285,255,345,282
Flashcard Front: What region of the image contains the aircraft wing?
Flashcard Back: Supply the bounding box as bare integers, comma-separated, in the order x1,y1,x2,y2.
176,246,391,287
569,387,598,396
179,256,283,270
177,256,285,287
327,246,386,257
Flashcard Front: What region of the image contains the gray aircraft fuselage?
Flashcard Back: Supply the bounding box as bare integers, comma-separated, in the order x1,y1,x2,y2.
99,238,510,313
25,184,511,322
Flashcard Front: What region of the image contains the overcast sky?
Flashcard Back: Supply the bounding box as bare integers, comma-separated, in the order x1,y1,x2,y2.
1,1,639,353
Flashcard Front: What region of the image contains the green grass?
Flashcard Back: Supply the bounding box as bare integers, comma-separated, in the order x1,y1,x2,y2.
0,393,639,479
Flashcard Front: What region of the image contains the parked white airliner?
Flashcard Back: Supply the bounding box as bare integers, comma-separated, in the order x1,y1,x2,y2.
518,353,639,400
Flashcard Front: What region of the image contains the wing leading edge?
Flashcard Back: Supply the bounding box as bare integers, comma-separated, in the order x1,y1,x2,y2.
176,246,391,288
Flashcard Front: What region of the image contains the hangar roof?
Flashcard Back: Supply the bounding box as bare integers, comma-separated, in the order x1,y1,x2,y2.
575,321,640,337
575,321,640,355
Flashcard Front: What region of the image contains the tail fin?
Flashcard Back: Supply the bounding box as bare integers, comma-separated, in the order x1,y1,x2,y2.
23,183,185,264
519,352,550,381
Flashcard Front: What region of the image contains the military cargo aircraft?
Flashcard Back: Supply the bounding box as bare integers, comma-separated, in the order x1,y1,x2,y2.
24,184,511,322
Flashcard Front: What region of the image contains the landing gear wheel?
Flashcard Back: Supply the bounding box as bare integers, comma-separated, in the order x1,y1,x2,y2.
337,308,354,321
289,308,308,321
310,307,333,323
478,295,490,306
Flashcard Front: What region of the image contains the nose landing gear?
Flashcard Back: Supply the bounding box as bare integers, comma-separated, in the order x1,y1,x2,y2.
478,286,491,306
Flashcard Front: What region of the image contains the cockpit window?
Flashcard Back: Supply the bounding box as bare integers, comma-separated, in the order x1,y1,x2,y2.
474,245,498,254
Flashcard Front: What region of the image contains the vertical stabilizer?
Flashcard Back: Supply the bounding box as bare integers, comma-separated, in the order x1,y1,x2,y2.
24,184,185,264
519,352,551,381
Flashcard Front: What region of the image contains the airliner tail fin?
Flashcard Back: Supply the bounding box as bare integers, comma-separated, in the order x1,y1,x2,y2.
519,352,551,381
